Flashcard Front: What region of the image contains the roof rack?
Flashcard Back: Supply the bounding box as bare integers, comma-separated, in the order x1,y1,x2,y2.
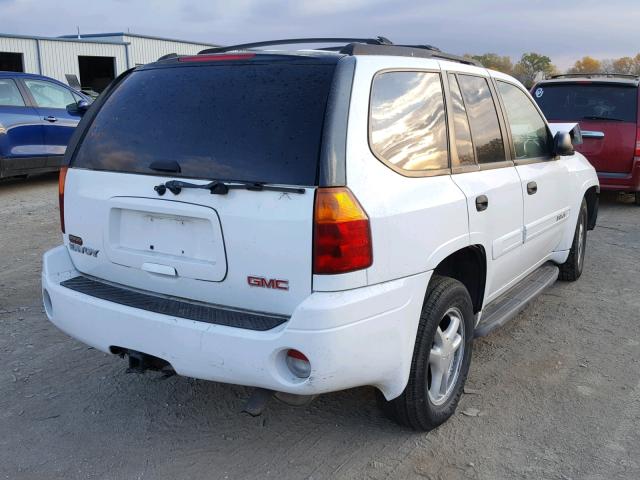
158,52,178,61
550,73,640,80
339,43,481,66
197,37,481,67
199,37,392,54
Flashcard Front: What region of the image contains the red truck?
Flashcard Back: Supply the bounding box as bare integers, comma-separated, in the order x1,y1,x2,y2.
532,74,640,205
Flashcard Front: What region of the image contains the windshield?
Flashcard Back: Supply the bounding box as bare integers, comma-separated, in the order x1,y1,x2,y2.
71,62,337,185
533,83,638,122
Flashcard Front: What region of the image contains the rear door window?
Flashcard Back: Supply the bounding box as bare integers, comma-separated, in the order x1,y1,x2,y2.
533,83,638,122
369,71,449,172
0,79,25,106
447,74,475,167
72,63,337,186
497,81,552,160
456,75,506,165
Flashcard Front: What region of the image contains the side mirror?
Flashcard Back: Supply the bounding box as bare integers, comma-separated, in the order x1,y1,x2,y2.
553,131,574,156
76,99,90,113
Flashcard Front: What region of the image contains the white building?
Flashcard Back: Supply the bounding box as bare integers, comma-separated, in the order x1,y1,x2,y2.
0,32,218,92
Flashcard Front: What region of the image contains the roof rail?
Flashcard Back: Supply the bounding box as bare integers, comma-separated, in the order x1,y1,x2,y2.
550,73,640,80
339,43,481,66
197,37,480,67
199,37,392,54
158,52,178,61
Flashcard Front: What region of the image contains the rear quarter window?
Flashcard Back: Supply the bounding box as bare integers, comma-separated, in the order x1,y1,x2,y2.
369,71,449,173
533,83,638,123
72,62,337,186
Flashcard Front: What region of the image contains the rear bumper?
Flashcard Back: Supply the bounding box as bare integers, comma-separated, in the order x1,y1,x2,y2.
597,157,640,192
42,246,430,399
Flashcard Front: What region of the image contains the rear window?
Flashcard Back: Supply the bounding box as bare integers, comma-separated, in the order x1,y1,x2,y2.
533,83,638,123
72,62,337,185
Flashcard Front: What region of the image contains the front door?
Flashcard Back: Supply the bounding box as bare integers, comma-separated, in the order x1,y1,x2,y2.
495,80,571,268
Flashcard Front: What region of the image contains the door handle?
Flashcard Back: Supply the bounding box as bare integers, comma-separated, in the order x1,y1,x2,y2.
141,262,177,277
527,181,538,195
44,116,58,122
475,195,489,212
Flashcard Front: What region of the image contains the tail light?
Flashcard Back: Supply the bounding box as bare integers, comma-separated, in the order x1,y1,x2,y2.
58,166,67,233
635,126,640,157
313,187,372,274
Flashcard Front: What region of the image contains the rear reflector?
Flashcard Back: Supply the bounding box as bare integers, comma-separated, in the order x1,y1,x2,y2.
286,349,311,378
178,53,256,63
58,166,68,233
313,187,372,275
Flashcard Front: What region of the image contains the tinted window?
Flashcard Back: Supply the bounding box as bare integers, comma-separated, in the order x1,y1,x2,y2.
74,63,336,186
447,74,475,166
533,83,637,123
457,75,506,164
0,79,25,106
24,79,76,109
370,71,448,172
498,82,551,160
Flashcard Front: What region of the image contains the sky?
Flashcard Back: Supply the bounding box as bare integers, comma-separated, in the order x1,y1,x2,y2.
1,0,638,70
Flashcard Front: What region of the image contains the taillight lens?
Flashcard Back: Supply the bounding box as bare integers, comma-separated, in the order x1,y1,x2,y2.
313,187,372,274
58,166,67,233
635,127,640,157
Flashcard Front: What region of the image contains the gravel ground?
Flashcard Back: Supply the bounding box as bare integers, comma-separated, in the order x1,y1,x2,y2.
1,174,639,480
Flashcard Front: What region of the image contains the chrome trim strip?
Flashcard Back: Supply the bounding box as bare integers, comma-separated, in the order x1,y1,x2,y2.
581,130,605,139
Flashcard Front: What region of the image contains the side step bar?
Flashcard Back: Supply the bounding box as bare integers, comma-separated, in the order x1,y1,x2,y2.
474,263,559,338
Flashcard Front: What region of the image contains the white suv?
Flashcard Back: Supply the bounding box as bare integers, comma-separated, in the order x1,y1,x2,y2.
42,38,599,430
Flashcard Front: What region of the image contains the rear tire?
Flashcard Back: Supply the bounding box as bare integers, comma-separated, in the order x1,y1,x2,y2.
635,192,640,206
559,198,588,282
378,275,474,431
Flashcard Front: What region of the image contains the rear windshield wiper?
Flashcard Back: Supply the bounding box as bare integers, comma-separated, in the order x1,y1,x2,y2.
154,179,305,196
582,115,625,122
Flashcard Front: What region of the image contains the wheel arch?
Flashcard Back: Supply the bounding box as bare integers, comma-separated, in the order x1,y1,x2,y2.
584,185,599,230
432,245,487,313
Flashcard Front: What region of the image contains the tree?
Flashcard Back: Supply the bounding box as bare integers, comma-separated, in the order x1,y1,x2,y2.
611,56,635,74
568,56,602,74
513,53,557,88
606,54,640,75
466,53,513,75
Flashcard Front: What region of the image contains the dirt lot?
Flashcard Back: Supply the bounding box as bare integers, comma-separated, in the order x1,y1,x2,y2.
1,174,639,480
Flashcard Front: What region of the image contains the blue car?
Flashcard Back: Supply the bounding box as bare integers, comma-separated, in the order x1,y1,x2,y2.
0,72,91,178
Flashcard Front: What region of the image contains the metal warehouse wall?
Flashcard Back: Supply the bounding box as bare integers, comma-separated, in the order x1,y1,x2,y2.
73,35,214,66
0,37,40,72
123,35,213,65
38,40,127,83
1,33,218,85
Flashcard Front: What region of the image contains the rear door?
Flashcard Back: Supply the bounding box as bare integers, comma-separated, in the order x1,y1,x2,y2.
21,78,83,157
533,82,638,173
0,77,45,175
446,72,526,300
496,79,571,266
64,60,337,316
